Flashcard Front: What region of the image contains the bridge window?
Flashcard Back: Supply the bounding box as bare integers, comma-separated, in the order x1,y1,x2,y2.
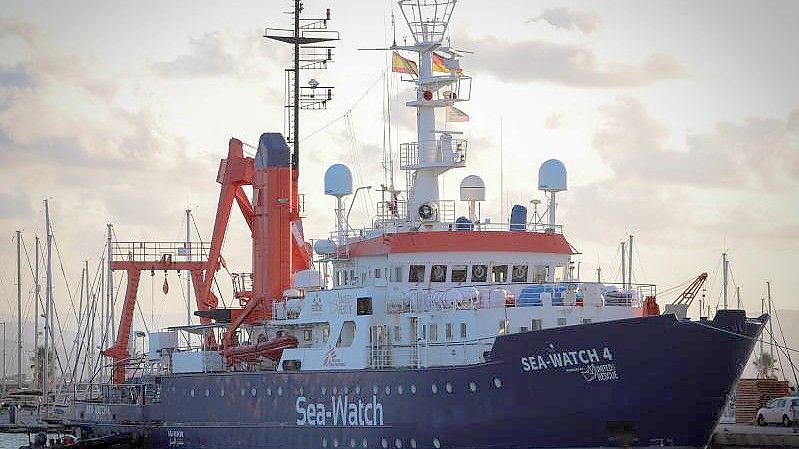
451,265,467,282
511,265,528,283
337,321,356,347
471,265,488,282
554,266,566,282
533,266,547,283
409,265,426,283
491,265,508,283
431,265,447,282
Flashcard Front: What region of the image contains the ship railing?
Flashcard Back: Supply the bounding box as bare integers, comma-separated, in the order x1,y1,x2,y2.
388,281,656,313
112,241,211,262
399,139,467,170
368,338,495,369
232,272,254,301
68,382,160,405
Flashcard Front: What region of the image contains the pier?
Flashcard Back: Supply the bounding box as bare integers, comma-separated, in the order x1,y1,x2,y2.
712,424,799,448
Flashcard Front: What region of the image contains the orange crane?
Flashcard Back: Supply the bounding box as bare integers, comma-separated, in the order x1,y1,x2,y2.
103,134,311,383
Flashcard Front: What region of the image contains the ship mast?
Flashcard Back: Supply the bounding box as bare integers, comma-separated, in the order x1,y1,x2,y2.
396,0,470,224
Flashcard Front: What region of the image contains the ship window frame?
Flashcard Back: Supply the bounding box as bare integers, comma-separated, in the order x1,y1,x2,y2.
357,297,373,316
445,323,453,340
557,317,567,326
451,265,467,283
470,264,488,282
336,321,357,347
582,318,592,324
460,322,467,339
391,266,403,282
430,264,447,282
303,329,313,341
429,323,438,342
531,319,542,331
491,265,508,283
374,268,382,279
532,266,547,283
511,264,528,283
393,325,401,342
409,264,426,283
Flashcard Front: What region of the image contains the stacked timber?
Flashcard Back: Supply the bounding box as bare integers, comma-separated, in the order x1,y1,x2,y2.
734,378,790,423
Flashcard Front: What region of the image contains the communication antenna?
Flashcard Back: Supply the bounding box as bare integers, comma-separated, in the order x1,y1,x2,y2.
265,1,339,172
324,164,353,243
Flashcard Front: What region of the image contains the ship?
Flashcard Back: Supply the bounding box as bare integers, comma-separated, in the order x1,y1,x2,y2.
65,2,767,448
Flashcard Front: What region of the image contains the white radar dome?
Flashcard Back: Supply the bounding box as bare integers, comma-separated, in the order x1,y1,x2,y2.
460,175,486,201
538,159,567,192
313,239,337,256
324,164,353,197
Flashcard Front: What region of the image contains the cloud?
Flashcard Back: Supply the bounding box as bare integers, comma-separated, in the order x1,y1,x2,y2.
0,191,33,220
457,35,685,87
527,8,600,34
593,97,799,189
149,29,287,80
0,18,36,44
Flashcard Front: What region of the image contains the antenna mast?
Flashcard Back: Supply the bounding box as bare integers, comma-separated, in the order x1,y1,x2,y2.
265,1,339,173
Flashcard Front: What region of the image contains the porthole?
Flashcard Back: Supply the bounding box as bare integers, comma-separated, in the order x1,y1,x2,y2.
241,388,246,396
469,382,477,392
205,388,210,397
333,438,339,448
362,438,368,448
333,386,338,394
445,383,452,393
433,438,441,449
385,386,391,395
190,388,195,398
278,386,283,396
397,385,404,395
395,438,402,449
355,386,361,394
373,385,379,395
493,377,503,389
381,439,388,449
344,386,349,394
410,384,417,394
267,387,272,396
350,438,356,448
410,439,417,449
299,386,304,395
220,388,225,397
251,388,257,397
431,384,438,394
322,438,328,448
322,386,327,395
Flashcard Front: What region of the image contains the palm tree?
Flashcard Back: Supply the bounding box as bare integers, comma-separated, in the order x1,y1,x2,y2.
29,346,55,390
753,352,779,380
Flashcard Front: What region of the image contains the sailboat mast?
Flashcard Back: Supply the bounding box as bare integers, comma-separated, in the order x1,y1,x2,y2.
767,281,773,358
107,224,114,348
44,199,52,401
16,230,22,389
34,236,40,368
722,252,728,310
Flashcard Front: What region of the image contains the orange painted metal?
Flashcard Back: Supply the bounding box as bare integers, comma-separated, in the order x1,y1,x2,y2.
346,231,576,257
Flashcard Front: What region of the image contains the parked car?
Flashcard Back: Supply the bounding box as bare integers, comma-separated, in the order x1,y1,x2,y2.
756,396,799,426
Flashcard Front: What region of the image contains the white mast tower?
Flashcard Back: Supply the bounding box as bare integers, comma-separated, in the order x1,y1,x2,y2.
396,0,470,225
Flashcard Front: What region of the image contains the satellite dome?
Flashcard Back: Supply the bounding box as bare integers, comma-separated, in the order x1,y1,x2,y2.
313,239,337,256
460,175,486,201
324,164,353,197
538,159,567,192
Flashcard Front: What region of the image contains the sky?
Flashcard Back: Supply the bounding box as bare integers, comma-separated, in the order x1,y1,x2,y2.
0,1,797,375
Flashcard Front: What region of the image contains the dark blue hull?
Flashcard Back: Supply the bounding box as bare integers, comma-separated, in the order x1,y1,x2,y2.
69,310,764,448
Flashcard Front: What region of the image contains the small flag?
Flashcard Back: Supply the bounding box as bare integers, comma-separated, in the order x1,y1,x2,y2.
446,106,470,122
432,52,464,76
392,51,418,76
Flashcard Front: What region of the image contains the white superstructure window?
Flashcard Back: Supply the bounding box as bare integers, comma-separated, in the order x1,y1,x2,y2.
492,265,508,283
451,265,467,282
460,323,467,339
445,323,453,340
533,266,547,283
391,266,403,282
557,318,567,326
429,324,438,342
531,319,542,331
409,265,426,283
511,265,528,283
374,268,382,279
393,326,401,342
430,265,447,282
